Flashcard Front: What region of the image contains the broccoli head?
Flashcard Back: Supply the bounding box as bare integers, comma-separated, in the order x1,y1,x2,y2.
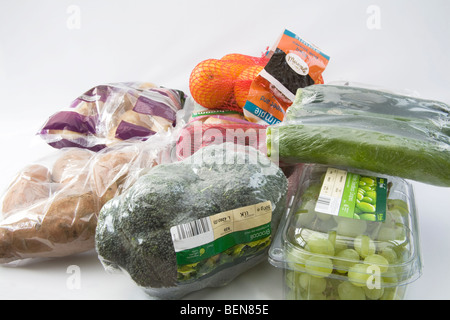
95,142,288,297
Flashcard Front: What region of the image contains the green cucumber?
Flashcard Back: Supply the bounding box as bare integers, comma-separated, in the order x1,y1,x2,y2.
267,124,450,187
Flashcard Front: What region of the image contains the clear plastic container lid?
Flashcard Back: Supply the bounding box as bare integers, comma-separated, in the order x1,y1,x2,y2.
269,164,423,288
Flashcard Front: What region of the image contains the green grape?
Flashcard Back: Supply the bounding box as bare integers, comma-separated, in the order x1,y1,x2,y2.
387,199,409,216
364,285,385,300
306,238,335,256
360,177,375,186
305,256,333,278
364,254,389,273
298,273,327,293
376,226,405,242
348,263,371,287
354,235,376,258
366,190,377,201
393,245,409,262
358,213,377,221
377,243,398,264
382,267,399,285
356,192,364,201
385,210,403,225
334,249,360,274
286,247,311,270
336,217,367,237
328,231,347,253
337,281,366,300
294,211,316,226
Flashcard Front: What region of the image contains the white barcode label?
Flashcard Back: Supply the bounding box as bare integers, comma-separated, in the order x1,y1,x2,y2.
315,194,332,213
315,168,347,215
170,217,214,252
172,218,211,241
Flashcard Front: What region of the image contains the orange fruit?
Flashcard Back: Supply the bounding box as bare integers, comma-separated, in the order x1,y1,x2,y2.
189,59,236,109
222,53,269,67
221,53,259,79
233,65,264,108
221,53,259,65
220,53,255,64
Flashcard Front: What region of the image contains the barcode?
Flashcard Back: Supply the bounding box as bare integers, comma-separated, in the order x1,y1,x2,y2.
172,217,211,241
315,195,332,213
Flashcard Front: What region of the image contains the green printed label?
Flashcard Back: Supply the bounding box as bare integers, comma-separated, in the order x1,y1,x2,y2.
170,201,273,266
315,168,387,222
175,223,271,266
338,172,360,219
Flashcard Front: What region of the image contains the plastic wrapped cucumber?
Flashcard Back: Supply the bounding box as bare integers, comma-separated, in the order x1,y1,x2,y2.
289,84,449,136
266,85,450,187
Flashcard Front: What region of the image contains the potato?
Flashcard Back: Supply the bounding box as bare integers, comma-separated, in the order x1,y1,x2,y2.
0,181,118,263
52,148,93,183
1,164,51,216
90,149,138,196
0,146,124,263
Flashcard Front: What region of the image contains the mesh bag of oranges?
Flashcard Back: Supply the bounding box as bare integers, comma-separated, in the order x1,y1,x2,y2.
189,53,269,113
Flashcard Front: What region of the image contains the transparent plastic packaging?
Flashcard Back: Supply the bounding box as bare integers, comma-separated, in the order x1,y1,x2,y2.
0,133,175,265
268,164,423,300
95,142,288,299
175,99,269,161
267,84,450,187
38,82,186,151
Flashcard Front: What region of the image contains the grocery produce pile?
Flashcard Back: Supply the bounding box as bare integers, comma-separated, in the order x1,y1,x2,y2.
0,28,448,300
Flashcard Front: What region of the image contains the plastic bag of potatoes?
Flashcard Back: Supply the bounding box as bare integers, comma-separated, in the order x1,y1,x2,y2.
0,134,175,265
38,82,186,151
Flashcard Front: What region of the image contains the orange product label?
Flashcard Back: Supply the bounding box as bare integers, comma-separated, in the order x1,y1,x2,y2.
275,30,330,83
243,29,330,125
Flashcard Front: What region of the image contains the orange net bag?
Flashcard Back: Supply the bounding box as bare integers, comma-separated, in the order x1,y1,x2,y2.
188,53,269,113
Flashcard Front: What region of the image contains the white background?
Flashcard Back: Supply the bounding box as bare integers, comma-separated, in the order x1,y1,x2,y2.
0,0,449,300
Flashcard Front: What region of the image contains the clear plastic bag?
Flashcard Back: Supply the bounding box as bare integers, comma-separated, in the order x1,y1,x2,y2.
267,83,450,187
95,142,288,299
38,82,186,151
0,132,176,265
175,105,269,161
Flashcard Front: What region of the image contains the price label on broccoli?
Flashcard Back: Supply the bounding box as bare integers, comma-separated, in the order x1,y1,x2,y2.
170,201,273,278
315,167,387,222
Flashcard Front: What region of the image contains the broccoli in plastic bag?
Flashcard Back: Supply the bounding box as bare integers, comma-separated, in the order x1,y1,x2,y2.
95,142,288,299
